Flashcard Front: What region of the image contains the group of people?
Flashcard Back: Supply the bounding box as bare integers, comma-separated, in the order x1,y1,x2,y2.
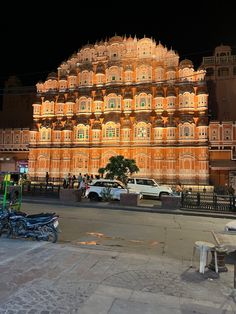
62,173,98,196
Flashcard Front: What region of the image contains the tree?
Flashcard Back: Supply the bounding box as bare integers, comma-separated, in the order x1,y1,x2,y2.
102,155,139,188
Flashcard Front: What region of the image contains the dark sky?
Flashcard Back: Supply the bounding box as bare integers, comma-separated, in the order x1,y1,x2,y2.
0,0,235,88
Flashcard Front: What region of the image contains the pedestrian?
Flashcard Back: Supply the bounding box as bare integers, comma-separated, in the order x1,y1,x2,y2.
176,182,183,195
78,178,86,197
46,172,49,186
228,185,235,196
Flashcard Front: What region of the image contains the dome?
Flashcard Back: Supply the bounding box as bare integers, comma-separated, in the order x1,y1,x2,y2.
214,44,231,55
108,35,123,44
81,43,94,50
179,59,194,69
126,36,134,42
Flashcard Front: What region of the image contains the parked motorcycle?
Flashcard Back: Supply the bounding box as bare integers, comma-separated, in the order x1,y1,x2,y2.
0,209,59,243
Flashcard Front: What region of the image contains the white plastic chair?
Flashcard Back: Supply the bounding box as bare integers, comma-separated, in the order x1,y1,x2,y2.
191,241,218,274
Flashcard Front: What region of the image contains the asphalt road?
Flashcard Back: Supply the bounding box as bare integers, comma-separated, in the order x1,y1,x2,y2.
19,202,233,262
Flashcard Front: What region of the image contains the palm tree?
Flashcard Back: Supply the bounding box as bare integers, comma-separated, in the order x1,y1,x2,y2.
102,155,139,188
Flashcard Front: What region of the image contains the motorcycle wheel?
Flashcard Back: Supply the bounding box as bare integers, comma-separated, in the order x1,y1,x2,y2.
47,227,58,243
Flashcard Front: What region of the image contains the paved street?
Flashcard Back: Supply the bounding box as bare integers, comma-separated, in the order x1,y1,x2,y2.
0,202,236,313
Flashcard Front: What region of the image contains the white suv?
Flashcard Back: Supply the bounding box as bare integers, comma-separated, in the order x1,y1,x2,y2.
127,178,172,198
85,179,128,201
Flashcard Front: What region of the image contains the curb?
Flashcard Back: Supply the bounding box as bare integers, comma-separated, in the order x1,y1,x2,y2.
22,197,236,219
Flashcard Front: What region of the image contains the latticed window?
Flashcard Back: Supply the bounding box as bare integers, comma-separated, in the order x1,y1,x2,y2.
78,128,84,139
135,124,150,139
80,101,86,111
106,126,115,138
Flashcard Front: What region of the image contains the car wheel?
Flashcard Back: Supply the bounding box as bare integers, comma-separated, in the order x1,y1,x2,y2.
159,192,169,199
89,192,99,201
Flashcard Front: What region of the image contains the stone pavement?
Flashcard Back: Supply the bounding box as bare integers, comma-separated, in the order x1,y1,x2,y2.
0,238,236,313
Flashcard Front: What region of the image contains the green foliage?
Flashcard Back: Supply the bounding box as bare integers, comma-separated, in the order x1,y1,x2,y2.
103,155,139,186
98,167,105,178
100,187,113,201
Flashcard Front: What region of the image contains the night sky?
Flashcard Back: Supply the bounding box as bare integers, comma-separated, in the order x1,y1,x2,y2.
0,0,235,89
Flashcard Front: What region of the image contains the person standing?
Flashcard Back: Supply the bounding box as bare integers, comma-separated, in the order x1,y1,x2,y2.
46,172,49,186
176,182,183,195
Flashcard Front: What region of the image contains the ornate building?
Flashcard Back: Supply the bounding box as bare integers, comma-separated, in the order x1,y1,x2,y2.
28,35,209,185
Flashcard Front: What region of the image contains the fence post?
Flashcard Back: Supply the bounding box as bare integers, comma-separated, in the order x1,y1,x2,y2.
213,194,217,210
197,192,200,206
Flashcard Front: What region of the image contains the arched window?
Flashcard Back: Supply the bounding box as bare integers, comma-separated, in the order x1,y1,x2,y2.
179,123,194,139
40,127,51,141
135,93,151,110
106,66,121,83
103,122,120,140
77,97,91,113
134,122,150,140
75,125,89,141
136,65,152,82
104,94,121,112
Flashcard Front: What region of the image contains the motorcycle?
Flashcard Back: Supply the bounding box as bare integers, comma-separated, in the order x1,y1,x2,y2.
0,208,59,243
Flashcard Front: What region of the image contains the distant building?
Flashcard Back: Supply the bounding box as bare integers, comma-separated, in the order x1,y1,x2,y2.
0,128,29,173
209,121,236,190
201,45,236,120
0,76,35,128
28,35,209,185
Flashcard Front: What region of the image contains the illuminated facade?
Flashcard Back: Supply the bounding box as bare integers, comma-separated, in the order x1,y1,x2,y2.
28,36,209,184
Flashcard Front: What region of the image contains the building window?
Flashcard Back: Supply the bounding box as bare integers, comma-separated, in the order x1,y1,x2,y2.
218,67,229,76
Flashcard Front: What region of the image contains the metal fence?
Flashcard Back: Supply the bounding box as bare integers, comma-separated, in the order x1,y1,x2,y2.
181,192,236,212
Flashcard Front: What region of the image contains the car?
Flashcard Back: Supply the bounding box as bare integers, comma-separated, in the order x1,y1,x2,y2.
85,179,129,201
127,177,173,199
224,220,236,232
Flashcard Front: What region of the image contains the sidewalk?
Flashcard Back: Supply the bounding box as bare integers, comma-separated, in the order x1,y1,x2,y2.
22,194,236,219
0,238,235,313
